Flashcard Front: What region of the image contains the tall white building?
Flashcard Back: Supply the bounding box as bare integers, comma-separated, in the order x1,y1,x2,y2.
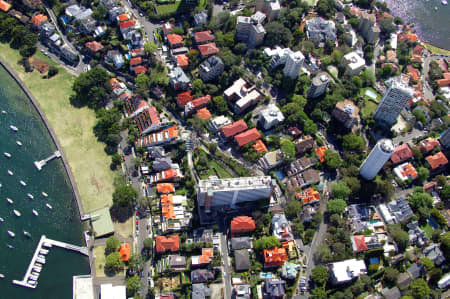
341,51,365,76
374,80,414,126
255,0,281,21
197,176,274,212
359,139,395,180
236,15,266,49
284,51,305,79
307,72,330,98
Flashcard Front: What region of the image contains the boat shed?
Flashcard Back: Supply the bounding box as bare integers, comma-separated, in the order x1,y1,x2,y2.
90,207,114,237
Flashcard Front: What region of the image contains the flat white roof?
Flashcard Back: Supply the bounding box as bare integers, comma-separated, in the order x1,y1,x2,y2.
73,275,94,299
331,259,367,283
100,284,126,299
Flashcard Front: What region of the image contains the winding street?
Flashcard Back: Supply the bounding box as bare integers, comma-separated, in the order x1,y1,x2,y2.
422,53,450,101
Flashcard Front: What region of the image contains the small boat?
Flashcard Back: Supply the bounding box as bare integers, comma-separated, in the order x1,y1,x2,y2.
7,244,14,249
32,209,39,216
442,0,448,5
7,231,15,237
40,248,49,254
46,203,52,210
31,271,40,276
0,217,4,222
42,192,48,197
29,275,38,281
0,274,4,279
43,242,52,248
10,125,18,132
1,110,6,114
434,6,438,10
27,280,37,285
37,254,46,260
32,267,41,273
20,180,26,186
7,170,13,176
6,198,13,204
24,231,31,238
13,209,21,217
4,152,11,158
36,258,45,264
16,141,22,146
27,193,34,199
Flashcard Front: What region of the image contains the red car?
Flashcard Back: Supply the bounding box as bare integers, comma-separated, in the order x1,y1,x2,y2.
136,220,139,225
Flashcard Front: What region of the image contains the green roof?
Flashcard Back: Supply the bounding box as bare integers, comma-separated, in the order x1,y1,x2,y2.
91,207,114,237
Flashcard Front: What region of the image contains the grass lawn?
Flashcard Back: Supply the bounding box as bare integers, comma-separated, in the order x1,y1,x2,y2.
0,43,115,213
423,42,450,56
198,0,208,10
93,245,107,277
114,216,134,239
362,87,381,103
361,98,377,120
156,1,182,15
209,160,233,178
421,223,434,238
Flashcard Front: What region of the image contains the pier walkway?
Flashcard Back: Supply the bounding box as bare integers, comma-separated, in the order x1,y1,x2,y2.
34,151,61,171
12,235,88,289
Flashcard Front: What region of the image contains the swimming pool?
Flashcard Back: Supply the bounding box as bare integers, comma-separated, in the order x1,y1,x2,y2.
365,89,377,99
275,171,285,180
260,273,273,279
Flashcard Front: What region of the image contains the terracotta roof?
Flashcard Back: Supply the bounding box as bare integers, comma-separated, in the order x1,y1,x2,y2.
117,13,129,22
407,65,420,82
30,14,47,27
420,138,439,153
231,216,255,234
253,140,268,153
176,54,189,67
155,235,179,253
413,45,425,56
131,48,145,57
192,95,211,109
129,57,142,66
391,143,414,164
296,188,319,205
167,34,183,46
349,7,362,16
134,65,147,74
195,248,214,264
133,106,160,133
157,183,175,194
194,30,215,43
398,163,418,180
407,33,418,42
234,128,261,147
437,78,450,87
110,78,120,86
162,22,174,36
426,152,448,170
220,120,248,138
0,0,11,12
177,90,193,107
288,126,302,138
264,247,287,266
85,41,104,52
351,235,368,252
161,194,175,219
119,92,132,100
196,108,212,119
119,243,130,261
198,42,219,57
124,95,149,116
315,146,326,163
119,19,136,30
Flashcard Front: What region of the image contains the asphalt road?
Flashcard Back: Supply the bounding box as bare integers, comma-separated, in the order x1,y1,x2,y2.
219,223,232,299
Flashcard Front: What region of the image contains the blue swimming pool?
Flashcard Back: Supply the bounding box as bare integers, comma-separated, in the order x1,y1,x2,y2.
275,171,285,180
428,216,438,229
365,89,377,99
369,257,380,265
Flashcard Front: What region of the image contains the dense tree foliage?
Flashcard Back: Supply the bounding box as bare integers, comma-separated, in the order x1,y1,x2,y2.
264,22,292,47
253,235,281,251
113,185,138,207
72,67,111,108
311,265,329,286
105,252,123,273
332,181,351,199
327,199,347,215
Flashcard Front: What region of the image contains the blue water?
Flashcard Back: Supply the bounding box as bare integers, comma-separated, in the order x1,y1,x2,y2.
369,220,381,224
365,90,377,99
428,216,438,229
0,64,89,298
369,257,380,265
275,171,285,180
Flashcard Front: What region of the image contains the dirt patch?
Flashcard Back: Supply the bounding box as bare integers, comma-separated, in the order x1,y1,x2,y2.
30,58,49,74
90,175,101,193
156,275,180,292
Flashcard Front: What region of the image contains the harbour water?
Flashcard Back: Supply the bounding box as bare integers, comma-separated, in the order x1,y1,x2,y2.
383,0,450,50
0,64,90,298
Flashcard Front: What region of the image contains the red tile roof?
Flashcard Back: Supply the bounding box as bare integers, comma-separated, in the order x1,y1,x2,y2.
120,19,136,30
234,128,261,147
296,188,319,205
155,235,179,253
176,54,189,68
196,108,212,119
231,216,255,234
131,48,145,57
437,78,450,87
0,0,11,12
351,235,368,252
198,42,219,57
129,57,142,66
413,45,425,56
30,14,47,27
220,120,248,138
157,183,175,194
119,243,130,261
420,138,439,153
177,90,193,107
194,30,215,43
117,13,129,22
264,247,287,267
85,41,104,52
315,146,327,163
426,152,448,170
162,22,174,36
167,34,183,46
391,143,414,164
134,65,147,74
253,140,268,153
133,106,160,133
192,95,211,109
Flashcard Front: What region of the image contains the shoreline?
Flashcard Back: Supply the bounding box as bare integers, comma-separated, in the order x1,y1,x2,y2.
0,58,86,218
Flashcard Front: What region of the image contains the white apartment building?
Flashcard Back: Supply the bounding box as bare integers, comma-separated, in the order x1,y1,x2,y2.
208,115,232,132
255,0,281,21
265,46,304,79
259,104,285,130
374,79,414,126
236,15,266,49
197,176,274,212
330,259,367,285
308,72,330,98
342,51,366,76
359,139,394,180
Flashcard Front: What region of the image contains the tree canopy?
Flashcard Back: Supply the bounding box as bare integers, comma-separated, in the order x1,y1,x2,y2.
264,22,292,47
332,181,351,199
285,199,302,218
388,225,409,252
409,278,430,299
280,139,296,161
105,252,124,273
113,185,138,207
325,149,342,170
327,198,347,215
253,235,281,251
72,66,111,108
311,265,329,286
342,133,366,152
106,236,121,253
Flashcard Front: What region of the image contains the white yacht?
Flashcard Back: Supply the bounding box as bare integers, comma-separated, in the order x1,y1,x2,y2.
4,152,11,158
20,180,26,186
39,249,49,255
46,203,53,210
32,209,39,216
6,198,13,204
37,254,46,260
16,141,22,146
7,244,14,249
0,217,4,222
7,170,13,176
13,210,21,217
42,192,48,198
0,274,4,279
24,231,31,238
442,0,448,5
1,110,6,114
7,231,15,237
10,125,18,132
29,275,38,281
27,193,34,199
32,267,41,273
27,280,37,286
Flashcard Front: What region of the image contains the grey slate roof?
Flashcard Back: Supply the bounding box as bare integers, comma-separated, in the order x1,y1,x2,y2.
231,237,252,250
407,263,425,279
234,249,250,272
192,283,212,299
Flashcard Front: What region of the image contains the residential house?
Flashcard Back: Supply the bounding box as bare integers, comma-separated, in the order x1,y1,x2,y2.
407,221,428,247
258,104,285,130
255,0,281,21
7,9,30,24
177,90,194,107
198,43,219,58
271,214,293,241
85,41,103,54
134,65,147,75
194,30,215,45
136,125,180,148
426,152,448,172
191,248,213,267
153,157,174,172
378,197,414,224
305,17,337,46
224,78,264,113
286,168,320,191
281,262,300,280
332,100,360,130
381,287,401,299
120,19,137,35
30,14,47,28
208,115,231,132
258,150,284,170
199,56,224,82
155,235,180,253
167,33,184,48
315,146,327,163
22,0,43,10
234,128,262,147
350,235,382,253
176,54,189,69
194,10,208,26
330,259,367,284
231,216,255,236
169,67,190,91
263,278,285,299
124,30,143,48
264,247,287,267
220,120,248,140
129,57,143,71
133,107,163,135
423,243,445,266
192,283,212,299
119,243,130,261
0,0,11,12
286,157,313,177
293,135,316,156
149,167,183,184
393,162,418,182
193,228,214,244
106,50,124,69
397,272,413,289
108,6,126,23
185,95,211,116
296,188,319,206
124,94,148,117
253,140,268,153
420,137,440,153
59,44,78,64
234,249,250,272
407,262,426,279
157,183,175,194
231,237,252,250
161,22,174,37
191,269,215,283
391,143,414,164
197,108,212,120
235,284,251,299
341,51,365,76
